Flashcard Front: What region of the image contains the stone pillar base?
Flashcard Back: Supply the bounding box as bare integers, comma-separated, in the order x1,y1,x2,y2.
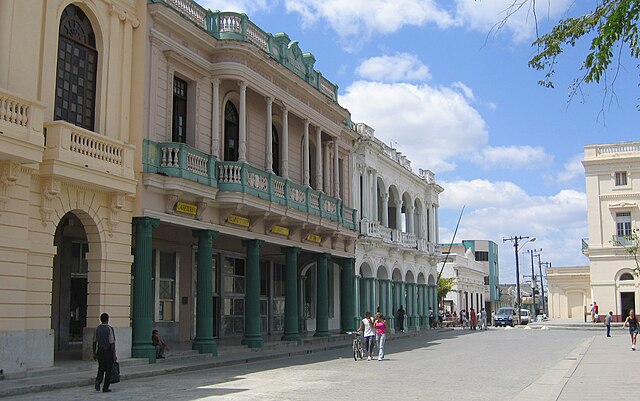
192,340,218,356
131,344,156,363
313,331,331,339
241,336,264,348
281,333,301,344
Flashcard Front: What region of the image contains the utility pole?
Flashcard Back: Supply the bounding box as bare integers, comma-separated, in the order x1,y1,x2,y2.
528,248,541,316
503,236,536,324
540,261,551,317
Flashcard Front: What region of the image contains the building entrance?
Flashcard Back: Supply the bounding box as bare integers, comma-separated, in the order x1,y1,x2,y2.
620,292,635,321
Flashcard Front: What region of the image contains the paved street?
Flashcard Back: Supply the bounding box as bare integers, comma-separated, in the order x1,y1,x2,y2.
10,326,632,401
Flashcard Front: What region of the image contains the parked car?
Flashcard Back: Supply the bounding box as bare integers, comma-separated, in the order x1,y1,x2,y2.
519,309,531,325
494,307,517,327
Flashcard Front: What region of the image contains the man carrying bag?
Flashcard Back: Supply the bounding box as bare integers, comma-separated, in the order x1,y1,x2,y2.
93,313,117,392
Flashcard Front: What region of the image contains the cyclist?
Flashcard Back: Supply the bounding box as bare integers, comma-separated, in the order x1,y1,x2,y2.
356,311,375,361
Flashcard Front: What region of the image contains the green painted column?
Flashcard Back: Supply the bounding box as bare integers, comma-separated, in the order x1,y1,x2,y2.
363,278,371,314
340,258,355,333
241,239,265,348
298,275,307,334
192,229,219,355
282,247,301,343
131,216,160,362
314,253,331,338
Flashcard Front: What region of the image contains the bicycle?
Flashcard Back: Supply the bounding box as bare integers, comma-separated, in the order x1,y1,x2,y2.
347,331,364,361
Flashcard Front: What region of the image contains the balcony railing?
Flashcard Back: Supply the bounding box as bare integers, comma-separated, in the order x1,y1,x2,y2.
143,139,357,230
43,122,135,191
151,0,339,101
612,235,633,247
0,88,45,163
359,219,438,252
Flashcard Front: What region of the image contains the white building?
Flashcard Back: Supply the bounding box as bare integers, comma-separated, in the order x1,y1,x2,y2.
441,244,488,315
581,141,640,321
353,123,443,331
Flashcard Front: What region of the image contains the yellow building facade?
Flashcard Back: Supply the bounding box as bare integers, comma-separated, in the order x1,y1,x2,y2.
0,0,145,374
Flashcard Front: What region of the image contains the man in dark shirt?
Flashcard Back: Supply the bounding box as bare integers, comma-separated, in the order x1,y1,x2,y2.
93,312,116,392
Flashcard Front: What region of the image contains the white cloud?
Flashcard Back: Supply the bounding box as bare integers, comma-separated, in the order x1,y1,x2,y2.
557,153,584,183
470,145,554,169
356,53,431,83
453,0,575,43
440,181,588,282
199,0,270,13
341,80,488,173
283,0,457,50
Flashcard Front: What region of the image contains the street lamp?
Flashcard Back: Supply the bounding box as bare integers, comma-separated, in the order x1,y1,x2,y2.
527,248,542,316
503,236,536,324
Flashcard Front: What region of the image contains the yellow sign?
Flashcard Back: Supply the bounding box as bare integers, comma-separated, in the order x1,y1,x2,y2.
306,233,322,243
175,201,197,216
227,214,250,227
271,225,289,236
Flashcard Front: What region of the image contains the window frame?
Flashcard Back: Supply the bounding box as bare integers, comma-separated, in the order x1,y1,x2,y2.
172,76,188,143
152,250,180,322
614,171,629,187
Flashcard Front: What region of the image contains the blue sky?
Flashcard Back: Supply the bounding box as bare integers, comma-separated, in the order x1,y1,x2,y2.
200,0,639,283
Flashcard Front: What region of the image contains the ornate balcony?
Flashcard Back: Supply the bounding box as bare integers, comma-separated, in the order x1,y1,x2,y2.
359,218,438,252
0,88,45,164
41,121,136,194
143,139,357,231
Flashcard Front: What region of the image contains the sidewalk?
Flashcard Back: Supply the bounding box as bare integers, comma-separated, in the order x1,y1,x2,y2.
0,329,435,398
515,325,640,400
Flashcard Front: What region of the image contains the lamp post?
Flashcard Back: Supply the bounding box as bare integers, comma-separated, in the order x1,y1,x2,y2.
503,236,536,324
527,248,542,316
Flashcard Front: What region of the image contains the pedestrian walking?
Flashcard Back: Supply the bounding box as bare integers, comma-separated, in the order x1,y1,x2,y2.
92,312,116,393
396,306,405,333
373,312,390,361
356,312,375,361
590,303,595,323
480,308,487,330
593,301,599,322
604,311,613,337
470,308,477,330
623,309,639,351
428,307,435,329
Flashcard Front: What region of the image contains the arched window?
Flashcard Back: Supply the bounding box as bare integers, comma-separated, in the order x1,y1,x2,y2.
620,273,635,281
272,125,280,175
55,4,97,131
224,101,239,161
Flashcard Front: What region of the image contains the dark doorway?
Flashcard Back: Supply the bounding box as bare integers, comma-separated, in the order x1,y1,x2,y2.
52,213,89,357
620,292,635,321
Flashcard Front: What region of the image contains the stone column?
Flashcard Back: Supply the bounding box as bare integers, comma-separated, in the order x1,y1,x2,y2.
265,97,273,172
241,239,265,348
303,120,310,186
315,127,323,190
238,81,247,163
314,253,331,338
340,258,355,333
395,200,403,231
211,78,220,158
363,277,372,315
333,139,340,197
361,168,369,220
407,205,415,235
282,247,301,343
371,170,378,221
323,142,330,193
435,205,440,243
354,274,361,320
131,217,160,362
192,229,219,355
281,105,289,179
381,192,389,227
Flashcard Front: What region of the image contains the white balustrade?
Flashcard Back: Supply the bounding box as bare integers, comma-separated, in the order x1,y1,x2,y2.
246,23,269,52
218,163,242,183
167,0,206,28
247,171,268,190
220,14,242,33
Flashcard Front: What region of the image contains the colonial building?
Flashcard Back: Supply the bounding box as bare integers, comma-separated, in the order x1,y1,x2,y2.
581,141,640,321
0,0,145,374
548,141,640,321
462,239,500,314
353,123,443,330
134,0,360,359
546,265,590,319
441,243,488,316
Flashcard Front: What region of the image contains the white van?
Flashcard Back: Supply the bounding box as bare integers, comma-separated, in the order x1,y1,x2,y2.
519,309,531,325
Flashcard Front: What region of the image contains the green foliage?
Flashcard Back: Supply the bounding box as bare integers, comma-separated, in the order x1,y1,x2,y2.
622,228,640,274
437,276,456,307
527,0,640,105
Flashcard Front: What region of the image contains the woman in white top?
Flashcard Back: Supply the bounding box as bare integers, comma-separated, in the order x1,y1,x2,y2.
357,312,375,361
